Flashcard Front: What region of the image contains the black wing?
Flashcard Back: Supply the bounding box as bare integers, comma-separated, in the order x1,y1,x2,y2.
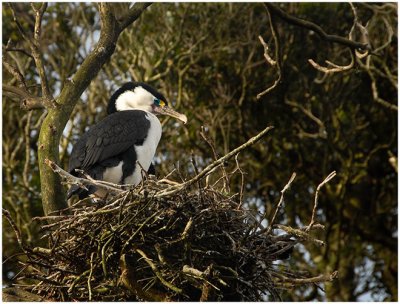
68,110,150,173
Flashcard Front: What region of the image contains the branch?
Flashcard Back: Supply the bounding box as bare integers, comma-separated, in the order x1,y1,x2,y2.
306,171,336,231
265,3,370,51
2,59,28,89
277,271,338,285
349,3,370,59
8,3,55,108
285,99,327,138
45,159,126,196
275,224,325,246
367,62,398,112
3,209,29,253
308,49,355,75
117,3,153,30
257,6,282,99
156,126,274,197
135,248,183,294
31,3,53,101
8,3,33,44
258,35,276,66
2,58,46,109
266,172,296,234
3,84,46,110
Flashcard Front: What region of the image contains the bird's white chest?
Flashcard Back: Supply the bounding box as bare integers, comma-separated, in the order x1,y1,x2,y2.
102,113,161,186
126,113,162,184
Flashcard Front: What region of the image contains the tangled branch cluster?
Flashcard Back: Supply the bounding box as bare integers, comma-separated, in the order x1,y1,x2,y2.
8,127,337,301
13,177,337,301
19,182,281,300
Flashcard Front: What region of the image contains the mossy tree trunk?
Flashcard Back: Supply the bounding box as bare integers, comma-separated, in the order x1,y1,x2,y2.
35,3,151,215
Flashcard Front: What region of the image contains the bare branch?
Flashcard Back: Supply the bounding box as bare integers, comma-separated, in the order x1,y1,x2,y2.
200,126,230,192
156,126,274,197
117,3,153,31
135,248,183,294
285,98,327,139
308,49,355,75
2,59,28,89
8,3,55,107
3,209,28,253
362,57,398,112
306,171,336,231
2,84,46,110
276,271,338,285
276,224,325,246
265,3,370,51
258,35,276,66
349,3,370,59
8,3,33,44
4,46,33,59
266,172,296,234
45,159,126,196
257,7,281,99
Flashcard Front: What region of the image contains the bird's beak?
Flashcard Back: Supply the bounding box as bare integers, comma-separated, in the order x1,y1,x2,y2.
154,104,187,124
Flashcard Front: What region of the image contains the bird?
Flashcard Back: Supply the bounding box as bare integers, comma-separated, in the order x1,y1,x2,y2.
68,82,187,199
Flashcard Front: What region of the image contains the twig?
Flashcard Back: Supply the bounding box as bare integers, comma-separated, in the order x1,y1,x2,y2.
9,3,54,106
3,208,28,252
67,269,90,293
87,252,95,301
285,99,327,138
117,3,152,31
182,265,204,278
4,40,33,58
30,3,53,102
121,211,161,253
200,126,229,192
156,126,274,197
182,265,223,291
2,59,28,89
367,65,398,111
258,35,276,66
135,248,183,294
308,49,355,74
265,3,370,51
275,224,325,246
8,3,32,43
101,237,113,277
235,154,246,209
306,171,336,231
349,3,370,59
266,172,296,234
277,271,338,285
2,84,46,110
45,159,126,196
257,7,281,99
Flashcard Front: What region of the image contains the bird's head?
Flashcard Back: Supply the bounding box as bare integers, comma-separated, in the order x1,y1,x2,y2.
107,82,187,124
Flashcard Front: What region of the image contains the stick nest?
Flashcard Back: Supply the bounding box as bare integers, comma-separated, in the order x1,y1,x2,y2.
11,127,337,301
15,175,318,301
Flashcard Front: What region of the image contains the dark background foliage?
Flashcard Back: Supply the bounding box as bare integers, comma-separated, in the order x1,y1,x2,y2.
2,3,397,301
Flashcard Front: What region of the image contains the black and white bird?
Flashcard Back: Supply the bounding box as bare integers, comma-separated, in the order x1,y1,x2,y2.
68,82,187,199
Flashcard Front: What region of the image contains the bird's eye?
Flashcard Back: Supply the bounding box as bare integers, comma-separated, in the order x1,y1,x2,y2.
154,98,166,107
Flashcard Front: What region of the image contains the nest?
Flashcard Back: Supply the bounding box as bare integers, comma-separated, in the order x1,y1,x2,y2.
8,127,338,301
16,179,295,301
